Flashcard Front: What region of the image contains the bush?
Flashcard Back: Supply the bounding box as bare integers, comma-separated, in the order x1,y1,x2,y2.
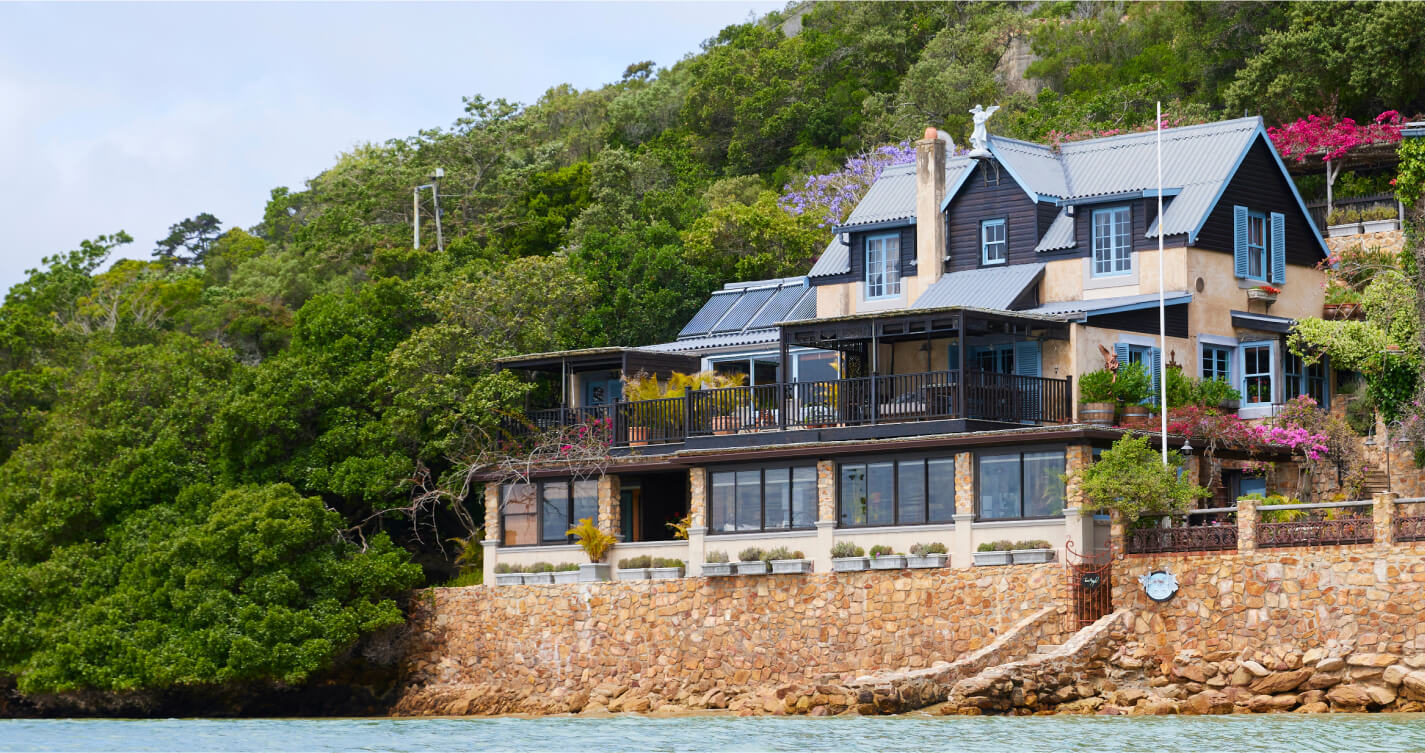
567,517,615,563
868,544,896,558
1196,377,1241,407
1079,369,1117,403
910,542,948,556
555,563,580,572
991,540,1016,551
1070,434,1208,522
494,563,514,574
705,550,729,563
652,557,685,569
762,546,796,562
1015,540,1051,550
737,547,764,562
531,561,554,573
830,541,864,558
617,555,653,569
1168,370,1240,409
446,570,483,587
1114,361,1154,404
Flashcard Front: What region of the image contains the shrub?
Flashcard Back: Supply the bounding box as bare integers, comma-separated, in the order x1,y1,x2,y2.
762,546,796,562
1070,434,1208,522
1015,540,1051,550
1168,370,1241,409
705,550,729,563
652,557,685,569
567,517,615,563
446,570,483,587
494,563,514,574
991,540,1016,551
1078,369,1117,403
1114,361,1154,404
531,562,554,573
868,544,895,558
1196,377,1241,407
1328,207,1357,225
976,542,995,552
831,541,864,558
737,547,764,562
910,542,948,556
555,563,580,572
617,555,652,569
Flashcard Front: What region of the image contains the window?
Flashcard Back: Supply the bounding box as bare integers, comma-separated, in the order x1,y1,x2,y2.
1202,345,1231,382
865,233,901,299
838,456,956,527
1241,343,1274,406
981,219,1006,265
1285,353,1329,408
1091,206,1132,276
976,448,1066,520
1246,212,1267,280
502,479,598,546
1116,342,1162,399
710,465,817,533
971,344,1015,374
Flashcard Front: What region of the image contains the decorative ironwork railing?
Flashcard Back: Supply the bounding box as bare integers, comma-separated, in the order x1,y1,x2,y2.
1258,517,1374,548
1395,515,1425,542
1127,524,1238,554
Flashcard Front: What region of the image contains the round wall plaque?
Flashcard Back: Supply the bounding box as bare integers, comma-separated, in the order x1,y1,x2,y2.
1138,570,1179,602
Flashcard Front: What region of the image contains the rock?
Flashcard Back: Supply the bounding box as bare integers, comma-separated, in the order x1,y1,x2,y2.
1230,667,1254,686
1384,665,1409,687
1249,669,1312,695
1368,685,1397,706
1148,676,1170,687
1301,672,1344,690
1206,675,1228,688
1303,648,1325,666
1348,653,1399,668
1115,687,1148,706
1182,690,1234,716
1173,663,1214,683
1298,690,1326,706
580,701,610,716
1404,656,1425,670
1402,671,1425,701
1295,702,1330,714
956,676,996,697
1138,697,1179,715
1316,657,1346,672
1221,686,1254,706
1326,685,1372,710
1240,660,1271,677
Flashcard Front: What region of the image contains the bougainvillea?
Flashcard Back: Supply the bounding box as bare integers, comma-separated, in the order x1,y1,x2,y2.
779,142,917,228
1268,111,1403,164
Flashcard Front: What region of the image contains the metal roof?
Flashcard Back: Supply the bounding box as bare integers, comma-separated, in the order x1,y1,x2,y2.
1027,291,1192,317
671,277,814,350
677,290,741,338
643,329,781,353
785,285,817,321
1230,310,1295,334
838,163,917,228
911,263,1044,311
711,286,777,333
1034,208,1075,252
748,284,812,329
985,137,1068,198
808,236,849,278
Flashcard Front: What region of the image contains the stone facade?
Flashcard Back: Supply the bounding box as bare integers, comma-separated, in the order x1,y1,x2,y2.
1325,228,1404,259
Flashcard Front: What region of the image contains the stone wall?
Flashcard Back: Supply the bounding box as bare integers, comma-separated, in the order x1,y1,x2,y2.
1325,228,1404,258
394,565,1063,716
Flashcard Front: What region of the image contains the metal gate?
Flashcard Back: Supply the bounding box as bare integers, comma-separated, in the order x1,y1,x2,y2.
1064,539,1113,629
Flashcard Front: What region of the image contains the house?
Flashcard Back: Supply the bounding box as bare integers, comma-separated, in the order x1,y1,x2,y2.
483,115,1332,580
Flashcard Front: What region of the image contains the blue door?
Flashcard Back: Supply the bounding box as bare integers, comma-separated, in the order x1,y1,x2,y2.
583,376,622,406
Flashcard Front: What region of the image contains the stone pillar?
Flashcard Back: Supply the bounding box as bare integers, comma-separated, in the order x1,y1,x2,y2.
597,474,621,540
1109,510,1126,560
952,451,975,568
1063,444,1094,557
688,468,708,575
1374,491,1399,546
482,483,501,585
815,459,836,572
1237,496,1257,553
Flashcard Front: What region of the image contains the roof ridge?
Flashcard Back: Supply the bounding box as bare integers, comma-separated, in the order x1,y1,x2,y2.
1057,116,1261,151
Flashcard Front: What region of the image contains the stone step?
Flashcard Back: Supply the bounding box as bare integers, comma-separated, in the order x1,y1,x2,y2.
1036,644,1062,655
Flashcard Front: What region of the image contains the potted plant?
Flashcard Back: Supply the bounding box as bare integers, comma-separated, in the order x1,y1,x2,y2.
1247,284,1281,304
1078,369,1117,426
567,517,614,582
1115,362,1154,427
702,550,733,577
1327,207,1361,237
1010,540,1056,564
972,541,1014,566
830,541,868,572
1195,377,1241,413
735,547,769,575
616,555,653,580
868,544,906,570
802,403,838,429
650,557,685,579
493,563,525,586
1361,204,1398,234
906,542,949,568
765,546,811,574
522,561,555,585
552,562,581,584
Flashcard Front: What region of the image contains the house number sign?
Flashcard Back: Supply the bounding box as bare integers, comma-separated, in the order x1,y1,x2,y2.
1138,570,1179,602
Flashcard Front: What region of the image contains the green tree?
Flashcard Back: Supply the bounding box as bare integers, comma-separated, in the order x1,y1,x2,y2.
153,213,224,266
1071,434,1208,523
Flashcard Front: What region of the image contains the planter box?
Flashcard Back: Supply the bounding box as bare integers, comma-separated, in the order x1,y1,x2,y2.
735,560,769,576
1011,548,1057,564
973,551,1012,566
578,563,611,582
869,554,906,570
1246,289,1277,305
1362,219,1398,234
702,561,733,577
615,568,650,581
522,573,554,585
649,566,684,580
906,553,949,569
831,556,869,572
494,573,524,586
1328,223,1362,238
770,559,812,575
552,570,581,584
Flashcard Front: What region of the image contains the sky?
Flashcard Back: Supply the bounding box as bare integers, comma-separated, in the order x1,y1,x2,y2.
0,0,782,294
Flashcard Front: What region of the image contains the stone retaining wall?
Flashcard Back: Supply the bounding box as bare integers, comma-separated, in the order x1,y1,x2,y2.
394,565,1063,716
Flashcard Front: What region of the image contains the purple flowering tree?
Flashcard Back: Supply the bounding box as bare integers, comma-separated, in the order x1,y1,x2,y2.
779,142,918,228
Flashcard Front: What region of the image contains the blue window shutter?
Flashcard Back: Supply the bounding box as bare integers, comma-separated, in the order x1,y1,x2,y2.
1150,347,1163,399
1270,212,1286,285
1014,341,1041,377
1233,205,1249,278
1114,343,1130,370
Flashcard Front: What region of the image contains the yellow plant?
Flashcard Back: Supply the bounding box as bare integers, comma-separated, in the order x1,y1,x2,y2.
566,517,615,563
623,370,746,401
666,514,691,540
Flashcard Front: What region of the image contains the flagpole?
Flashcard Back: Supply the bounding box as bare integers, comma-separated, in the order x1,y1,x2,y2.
1157,101,1168,465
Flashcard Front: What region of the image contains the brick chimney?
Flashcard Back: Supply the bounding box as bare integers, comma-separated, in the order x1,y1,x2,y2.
915,127,947,291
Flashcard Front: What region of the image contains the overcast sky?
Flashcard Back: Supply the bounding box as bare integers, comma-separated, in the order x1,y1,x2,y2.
0,1,781,294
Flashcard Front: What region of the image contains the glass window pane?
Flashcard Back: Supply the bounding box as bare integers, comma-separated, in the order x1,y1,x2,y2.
1023,451,1066,518
897,460,926,524
764,468,791,529
502,483,537,546
840,465,867,526
736,470,762,531
977,454,1021,520
928,458,956,522
572,480,599,528
867,462,895,526
791,467,817,528
711,472,736,533
541,482,570,542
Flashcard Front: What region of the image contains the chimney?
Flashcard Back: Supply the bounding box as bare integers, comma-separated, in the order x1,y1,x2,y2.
915,127,947,288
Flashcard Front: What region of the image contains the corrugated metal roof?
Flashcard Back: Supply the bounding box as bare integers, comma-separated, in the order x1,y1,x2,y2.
911,263,1044,311
711,286,778,333
808,237,849,278
840,164,917,228
1035,208,1075,252
1027,291,1191,317
644,329,781,353
988,137,1069,197
677,290,741,338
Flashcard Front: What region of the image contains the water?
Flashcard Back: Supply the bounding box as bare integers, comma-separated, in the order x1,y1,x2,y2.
5,714,1425,752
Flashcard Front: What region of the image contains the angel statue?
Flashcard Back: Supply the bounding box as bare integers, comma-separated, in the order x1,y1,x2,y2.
968,104,1000,154
1097,344,1119,384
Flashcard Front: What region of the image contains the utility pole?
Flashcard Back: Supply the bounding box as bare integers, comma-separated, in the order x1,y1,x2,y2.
411,168,446,252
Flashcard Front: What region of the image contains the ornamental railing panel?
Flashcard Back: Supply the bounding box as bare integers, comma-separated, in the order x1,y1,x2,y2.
1258,517,1374,548
1395,515,1425,543
1127,525,1238,554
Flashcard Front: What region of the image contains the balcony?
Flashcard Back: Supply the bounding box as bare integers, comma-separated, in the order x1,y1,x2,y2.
502,368,1073,448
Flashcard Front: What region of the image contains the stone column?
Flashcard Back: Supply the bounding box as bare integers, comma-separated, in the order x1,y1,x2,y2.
482,483,501,585
1373,490,1399,546
1237,496,1257,553
1063,444,1094,557
1109,510,1126,560
597,474,622,540
952,451,975,569
688,468,708,575
814,459,836,572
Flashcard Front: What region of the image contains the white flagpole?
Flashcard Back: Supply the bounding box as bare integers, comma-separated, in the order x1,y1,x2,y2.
1157,101,1168,465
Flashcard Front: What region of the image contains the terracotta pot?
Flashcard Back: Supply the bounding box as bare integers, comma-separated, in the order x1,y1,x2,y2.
627,425,649,447
712,415,737,436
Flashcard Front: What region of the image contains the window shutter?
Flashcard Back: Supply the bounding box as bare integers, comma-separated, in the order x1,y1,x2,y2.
1114,343,1130,370
1233,205,1249,278
1014,341,1041,377
1150,347,1163,399
1270,212,1286,285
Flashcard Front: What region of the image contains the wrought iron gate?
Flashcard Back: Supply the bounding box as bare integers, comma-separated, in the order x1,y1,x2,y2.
1065,539,1113,629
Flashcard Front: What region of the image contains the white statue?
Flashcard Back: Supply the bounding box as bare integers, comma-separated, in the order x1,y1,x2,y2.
969,104,1000,153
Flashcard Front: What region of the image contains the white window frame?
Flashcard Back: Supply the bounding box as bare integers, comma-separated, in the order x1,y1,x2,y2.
1091,205,1132,277
1238,340,1278,416
981,219,1006,266
864,232,901,300
1246,211,1268,281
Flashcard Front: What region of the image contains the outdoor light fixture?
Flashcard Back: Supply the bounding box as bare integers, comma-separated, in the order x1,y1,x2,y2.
1181,439,1193,457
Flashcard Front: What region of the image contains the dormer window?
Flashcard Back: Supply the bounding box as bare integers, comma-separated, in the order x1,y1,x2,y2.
1091,206,1131,277
981,219,1006,265
865,232,901,299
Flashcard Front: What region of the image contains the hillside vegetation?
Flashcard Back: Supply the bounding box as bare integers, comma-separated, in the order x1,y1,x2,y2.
1,1,1421,697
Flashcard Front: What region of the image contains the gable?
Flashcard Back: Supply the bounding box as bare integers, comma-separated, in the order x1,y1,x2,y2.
1194,136,1326,266
945,160,1041,273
